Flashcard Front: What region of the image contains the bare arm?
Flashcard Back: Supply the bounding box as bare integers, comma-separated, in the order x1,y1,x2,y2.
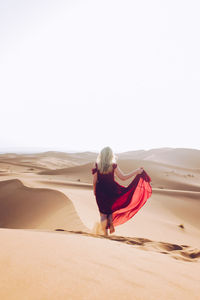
114,166,143,181
93,172,97,195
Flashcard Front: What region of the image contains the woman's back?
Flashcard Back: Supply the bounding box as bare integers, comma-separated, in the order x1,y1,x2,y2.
93,162,117,185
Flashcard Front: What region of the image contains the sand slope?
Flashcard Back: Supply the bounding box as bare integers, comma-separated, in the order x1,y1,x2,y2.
0,179,86,231
0,229,199,300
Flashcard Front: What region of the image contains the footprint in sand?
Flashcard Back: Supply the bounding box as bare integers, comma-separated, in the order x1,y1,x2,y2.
54,229,200,263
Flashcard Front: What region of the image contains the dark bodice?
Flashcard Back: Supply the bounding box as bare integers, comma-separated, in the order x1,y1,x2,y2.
92,162,117,185
91,162,125,213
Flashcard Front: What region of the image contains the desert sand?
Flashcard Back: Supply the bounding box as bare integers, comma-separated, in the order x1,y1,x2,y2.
0,148,200,300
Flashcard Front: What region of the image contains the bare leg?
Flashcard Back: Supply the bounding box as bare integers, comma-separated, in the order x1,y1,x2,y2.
100,213,108,236
108,214,115,234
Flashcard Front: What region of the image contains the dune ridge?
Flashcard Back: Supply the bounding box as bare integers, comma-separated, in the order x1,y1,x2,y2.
0,178,86,231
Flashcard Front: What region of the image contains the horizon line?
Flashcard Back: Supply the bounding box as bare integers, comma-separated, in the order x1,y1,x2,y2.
0,146,200,155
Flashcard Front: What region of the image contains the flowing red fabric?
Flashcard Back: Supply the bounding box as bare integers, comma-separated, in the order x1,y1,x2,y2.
92,163,152,227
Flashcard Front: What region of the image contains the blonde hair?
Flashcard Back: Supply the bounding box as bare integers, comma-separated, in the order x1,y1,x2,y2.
96,146,116,174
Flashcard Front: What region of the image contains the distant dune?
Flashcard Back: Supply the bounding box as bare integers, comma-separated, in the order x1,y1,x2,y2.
39,157,200,191
39,162,94,181
118,148,200,168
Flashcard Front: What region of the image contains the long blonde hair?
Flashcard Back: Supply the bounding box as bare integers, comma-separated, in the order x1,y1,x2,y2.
96,146,116,174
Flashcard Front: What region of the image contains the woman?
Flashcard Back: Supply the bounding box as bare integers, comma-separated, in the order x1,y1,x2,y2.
92,146,152,236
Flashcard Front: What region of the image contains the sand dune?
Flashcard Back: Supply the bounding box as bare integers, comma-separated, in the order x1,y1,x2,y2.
0,228,199,300
0,147,200,299
38,158,200,193
0,179,86,231
0,151,97,170
118,147,200,169
39,162,94,182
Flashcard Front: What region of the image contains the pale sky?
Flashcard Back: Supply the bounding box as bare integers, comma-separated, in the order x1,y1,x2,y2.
0,0,200,153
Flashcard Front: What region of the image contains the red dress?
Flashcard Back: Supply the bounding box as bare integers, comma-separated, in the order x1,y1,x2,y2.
92,163,152,227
